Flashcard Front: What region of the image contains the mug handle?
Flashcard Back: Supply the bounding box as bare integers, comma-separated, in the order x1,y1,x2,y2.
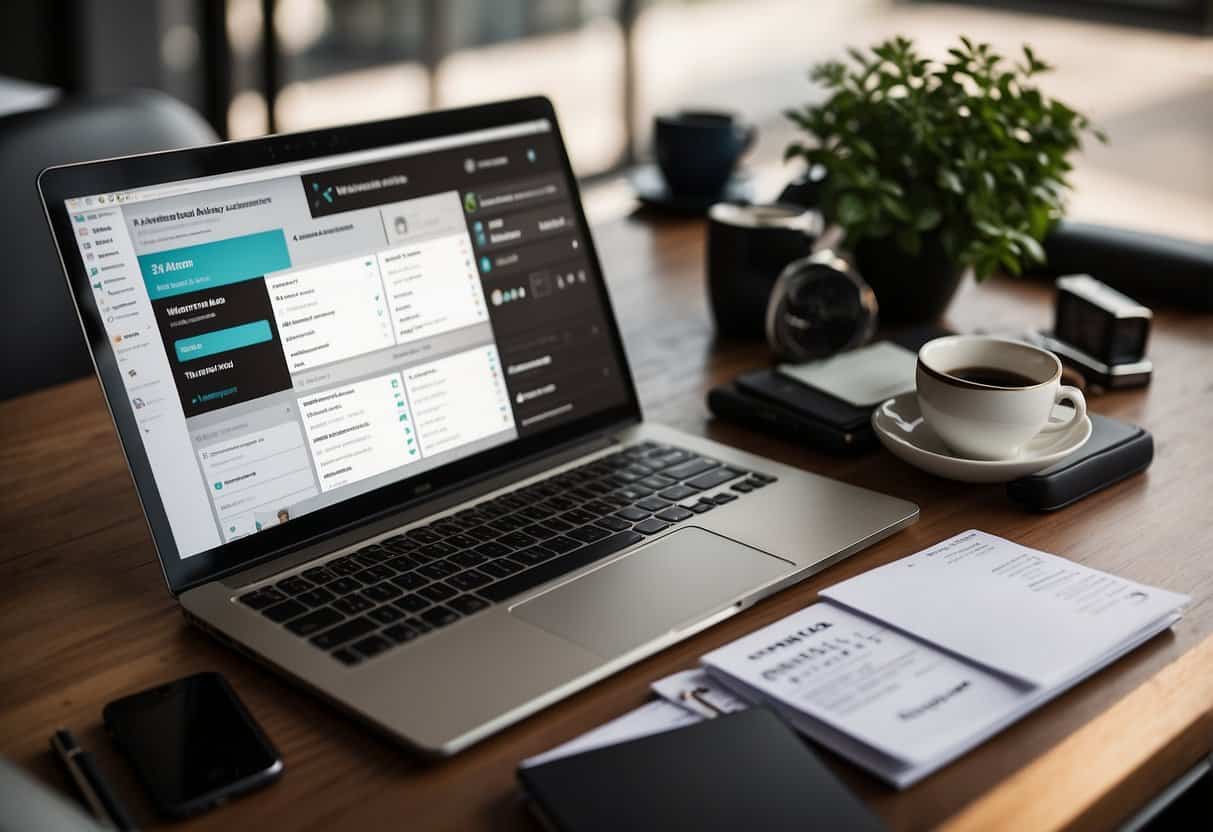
1039,385,1087,433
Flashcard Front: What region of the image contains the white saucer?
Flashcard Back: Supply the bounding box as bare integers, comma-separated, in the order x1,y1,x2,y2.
871,392,1092,484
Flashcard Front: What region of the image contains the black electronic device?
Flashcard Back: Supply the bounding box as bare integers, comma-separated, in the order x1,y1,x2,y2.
1053,274,1151,365
1038,274,1154,391
1037,331,1152,391
518,707,885,832
709,372,876,454
1006,413,1153,511
103,672,282,818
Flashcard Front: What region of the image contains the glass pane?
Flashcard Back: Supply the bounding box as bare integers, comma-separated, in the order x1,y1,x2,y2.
632,0,827,162
273,0,431,133
260,0,624,174
226,0,270,138
436,1,626,175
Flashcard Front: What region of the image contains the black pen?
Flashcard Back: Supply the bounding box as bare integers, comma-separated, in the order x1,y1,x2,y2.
50,728,137,831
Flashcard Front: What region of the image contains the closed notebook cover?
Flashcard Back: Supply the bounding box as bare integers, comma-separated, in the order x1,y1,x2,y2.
517,708,885,832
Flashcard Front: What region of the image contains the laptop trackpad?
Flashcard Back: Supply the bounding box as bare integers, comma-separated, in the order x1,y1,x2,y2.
510,527,794,659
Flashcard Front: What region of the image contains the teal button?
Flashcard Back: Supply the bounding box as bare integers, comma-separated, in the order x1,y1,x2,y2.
139,229,290,300
175,320,272,362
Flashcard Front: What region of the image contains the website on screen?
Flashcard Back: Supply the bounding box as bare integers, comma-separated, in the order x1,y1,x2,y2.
65,120,627,558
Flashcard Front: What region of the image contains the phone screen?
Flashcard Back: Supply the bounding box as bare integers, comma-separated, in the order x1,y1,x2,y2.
103,672,281,815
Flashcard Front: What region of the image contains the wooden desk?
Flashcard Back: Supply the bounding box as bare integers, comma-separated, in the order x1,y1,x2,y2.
1,212,1211,831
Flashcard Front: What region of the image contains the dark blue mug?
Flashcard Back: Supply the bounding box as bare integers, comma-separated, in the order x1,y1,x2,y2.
655,110,756,197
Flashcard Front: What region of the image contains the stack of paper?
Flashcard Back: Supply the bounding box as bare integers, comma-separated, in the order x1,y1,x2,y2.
701,530,1189,787
523,531,1187,787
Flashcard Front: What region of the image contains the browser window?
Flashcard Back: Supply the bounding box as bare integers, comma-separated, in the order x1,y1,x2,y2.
65,120,628,558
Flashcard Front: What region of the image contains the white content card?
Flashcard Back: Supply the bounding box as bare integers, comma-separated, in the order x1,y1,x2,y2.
820,530,1190,688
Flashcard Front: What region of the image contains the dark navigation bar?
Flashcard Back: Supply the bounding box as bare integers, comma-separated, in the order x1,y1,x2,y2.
300,134,561,219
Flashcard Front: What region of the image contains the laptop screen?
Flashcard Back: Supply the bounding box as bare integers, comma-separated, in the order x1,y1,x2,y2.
59,117,630,562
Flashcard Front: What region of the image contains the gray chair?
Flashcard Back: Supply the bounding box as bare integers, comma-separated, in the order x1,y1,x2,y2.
0,89,217,400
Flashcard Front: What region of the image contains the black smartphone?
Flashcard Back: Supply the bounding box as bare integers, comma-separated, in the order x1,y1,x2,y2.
103,672,282,818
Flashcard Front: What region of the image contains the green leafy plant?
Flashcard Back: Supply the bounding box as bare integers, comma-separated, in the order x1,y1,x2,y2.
785,36,1104,280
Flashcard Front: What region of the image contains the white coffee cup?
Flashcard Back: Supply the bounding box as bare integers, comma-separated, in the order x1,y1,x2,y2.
916,335,1086,460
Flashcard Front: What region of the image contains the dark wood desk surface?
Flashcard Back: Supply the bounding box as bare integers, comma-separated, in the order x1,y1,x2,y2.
2,212,1211,831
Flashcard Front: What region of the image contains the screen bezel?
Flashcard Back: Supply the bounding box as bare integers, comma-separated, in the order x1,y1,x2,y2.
38,96,642,594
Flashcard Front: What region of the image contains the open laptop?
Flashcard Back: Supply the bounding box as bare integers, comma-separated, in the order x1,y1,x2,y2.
39,96,917,756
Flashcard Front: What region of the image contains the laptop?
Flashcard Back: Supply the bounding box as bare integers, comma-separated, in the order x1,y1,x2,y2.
38,96,917,756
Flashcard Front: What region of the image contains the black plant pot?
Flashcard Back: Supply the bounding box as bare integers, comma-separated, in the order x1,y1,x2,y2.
853,233,966,324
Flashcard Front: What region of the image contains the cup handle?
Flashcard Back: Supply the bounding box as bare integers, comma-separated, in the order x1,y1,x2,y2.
1039,385,1086,433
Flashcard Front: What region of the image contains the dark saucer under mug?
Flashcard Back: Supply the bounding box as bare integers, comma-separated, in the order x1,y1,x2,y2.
630,164,754,216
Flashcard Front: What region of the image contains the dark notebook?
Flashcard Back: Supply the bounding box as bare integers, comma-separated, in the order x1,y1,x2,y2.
517,708,886,832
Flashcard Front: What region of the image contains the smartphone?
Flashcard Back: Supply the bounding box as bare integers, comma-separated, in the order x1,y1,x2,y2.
103,672,283,818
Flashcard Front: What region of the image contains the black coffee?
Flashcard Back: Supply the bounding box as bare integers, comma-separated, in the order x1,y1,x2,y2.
947,366,1038,387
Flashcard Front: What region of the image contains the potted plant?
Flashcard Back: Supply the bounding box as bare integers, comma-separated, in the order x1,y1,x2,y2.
785,36,1104,323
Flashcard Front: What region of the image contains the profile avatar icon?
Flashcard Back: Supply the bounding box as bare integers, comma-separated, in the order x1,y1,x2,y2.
463,192,478,213
277,508,290,524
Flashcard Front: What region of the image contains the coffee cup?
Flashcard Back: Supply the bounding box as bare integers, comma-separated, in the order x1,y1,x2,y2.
655,110,756,197
916,335,1087,460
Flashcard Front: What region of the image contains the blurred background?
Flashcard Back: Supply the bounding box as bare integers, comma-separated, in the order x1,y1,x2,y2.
0,0,1209,234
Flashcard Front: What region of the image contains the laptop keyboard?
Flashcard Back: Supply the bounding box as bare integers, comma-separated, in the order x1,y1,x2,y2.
236,441,776,666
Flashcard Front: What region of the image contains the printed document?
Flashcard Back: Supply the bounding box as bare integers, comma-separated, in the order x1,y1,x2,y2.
525,531,1187,785
820,530,1189,687
703,530,1188,786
